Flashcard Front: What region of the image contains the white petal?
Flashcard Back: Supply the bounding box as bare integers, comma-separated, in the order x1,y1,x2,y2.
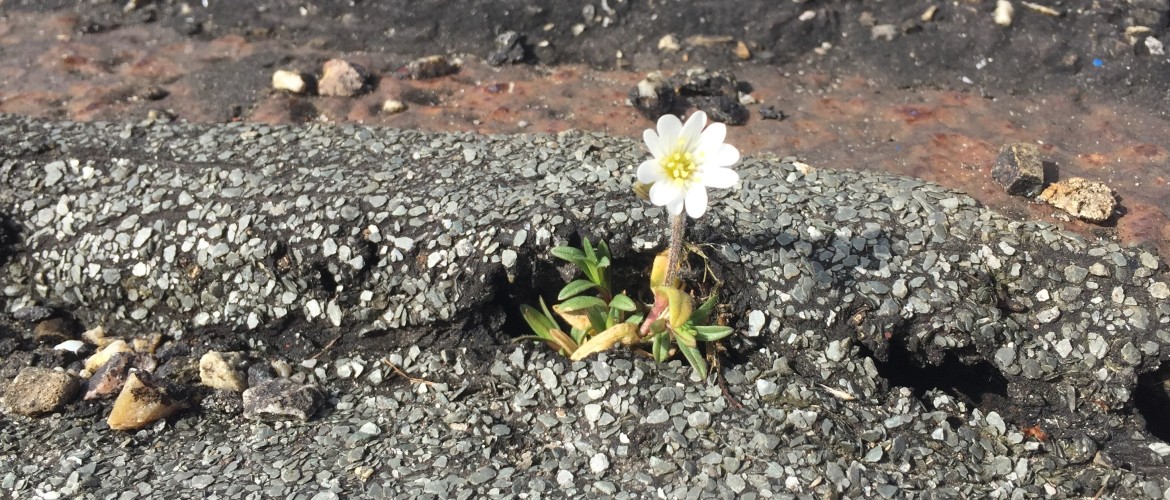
678,111,707,151
701,167,739,189
656,114,682,147
649,180,685,208
666,197,685,215
685,186,708,218
704,144,740,168
696,122,726,154
643,128,664,158
637,159,665,183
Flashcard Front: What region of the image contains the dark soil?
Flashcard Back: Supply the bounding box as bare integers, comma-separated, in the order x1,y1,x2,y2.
6,0,1170,115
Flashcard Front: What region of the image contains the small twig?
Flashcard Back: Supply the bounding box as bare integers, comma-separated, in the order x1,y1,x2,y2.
381,357,436,386
712,344,743,409
664,213,687,287
717,369,743,409
310,332,343,360
1091,475,1110,500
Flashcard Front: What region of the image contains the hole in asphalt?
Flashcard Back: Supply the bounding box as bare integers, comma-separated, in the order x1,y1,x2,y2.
1133,365,1170,442
860,333,1010,410
0,212,21,267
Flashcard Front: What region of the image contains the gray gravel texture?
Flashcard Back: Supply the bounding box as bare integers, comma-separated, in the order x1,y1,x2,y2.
0,114,1169,498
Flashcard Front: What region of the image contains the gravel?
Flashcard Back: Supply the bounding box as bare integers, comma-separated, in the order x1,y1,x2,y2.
0,115,1168,497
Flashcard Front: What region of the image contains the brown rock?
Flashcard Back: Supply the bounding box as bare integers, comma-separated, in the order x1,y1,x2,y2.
991,143,1045,197
107,372,185,431
84,352,136,400
199,351,248,392
734,40,752,60
34,317,75,345
3,367,80,416
1038,177,1118,222
402,55,460,80
318,59,367,97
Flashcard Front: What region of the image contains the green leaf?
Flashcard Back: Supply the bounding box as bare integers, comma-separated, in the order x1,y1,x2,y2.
608,294,637,312
690,289,719,325
596,256,610,269
520,304,555,338
558,280,598,300
678,342,708,380
583,263,600,286
649,318,667,335
598,240,612,261
625,313,645,325
539,297,556,322
551,246,586,264
582,237,596,262
569,327,588,345
587,308,608,334
557,295,607,313
672,322,698,348
693,325,734,342
652,331,670,362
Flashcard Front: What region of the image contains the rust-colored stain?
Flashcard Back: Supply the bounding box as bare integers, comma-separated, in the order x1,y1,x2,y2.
1078,153,1111,167
1022,425,1049,442
1134,143,1161,158
896,106,936,124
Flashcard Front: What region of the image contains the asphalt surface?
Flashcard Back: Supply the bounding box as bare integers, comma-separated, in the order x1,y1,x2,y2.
0,115,1169,497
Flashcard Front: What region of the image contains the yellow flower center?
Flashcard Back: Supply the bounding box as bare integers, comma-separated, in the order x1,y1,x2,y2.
662,150,697,182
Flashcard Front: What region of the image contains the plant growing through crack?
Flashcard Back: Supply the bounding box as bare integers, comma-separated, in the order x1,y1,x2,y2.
520,111,741,379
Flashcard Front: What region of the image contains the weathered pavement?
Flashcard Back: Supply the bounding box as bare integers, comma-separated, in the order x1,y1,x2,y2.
1,115,1170,498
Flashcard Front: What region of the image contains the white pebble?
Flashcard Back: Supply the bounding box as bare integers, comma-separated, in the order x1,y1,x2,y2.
994,0,1014,27
272,70,306,93
589,453,610,473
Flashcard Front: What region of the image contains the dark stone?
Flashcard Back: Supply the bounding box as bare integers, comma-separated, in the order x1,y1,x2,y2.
630,67,752,123
155,354,202,386
247,362,276,387
399,55,459,80
672,68,738,97
690,95,750,125
155,341,190,364
0,336,17,357
12,306,55,323
629,71,677,121
0,350,35,381
991,143,1045,197
85,352,137,400
242,379,323,421
487,31,532,66
137,86,169,101
759,105,785,121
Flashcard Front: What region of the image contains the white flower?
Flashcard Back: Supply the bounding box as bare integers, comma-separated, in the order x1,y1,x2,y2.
636,111,740,218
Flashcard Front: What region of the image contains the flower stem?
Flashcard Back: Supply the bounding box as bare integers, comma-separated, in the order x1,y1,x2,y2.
639,213,688,338
664,213,686,287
